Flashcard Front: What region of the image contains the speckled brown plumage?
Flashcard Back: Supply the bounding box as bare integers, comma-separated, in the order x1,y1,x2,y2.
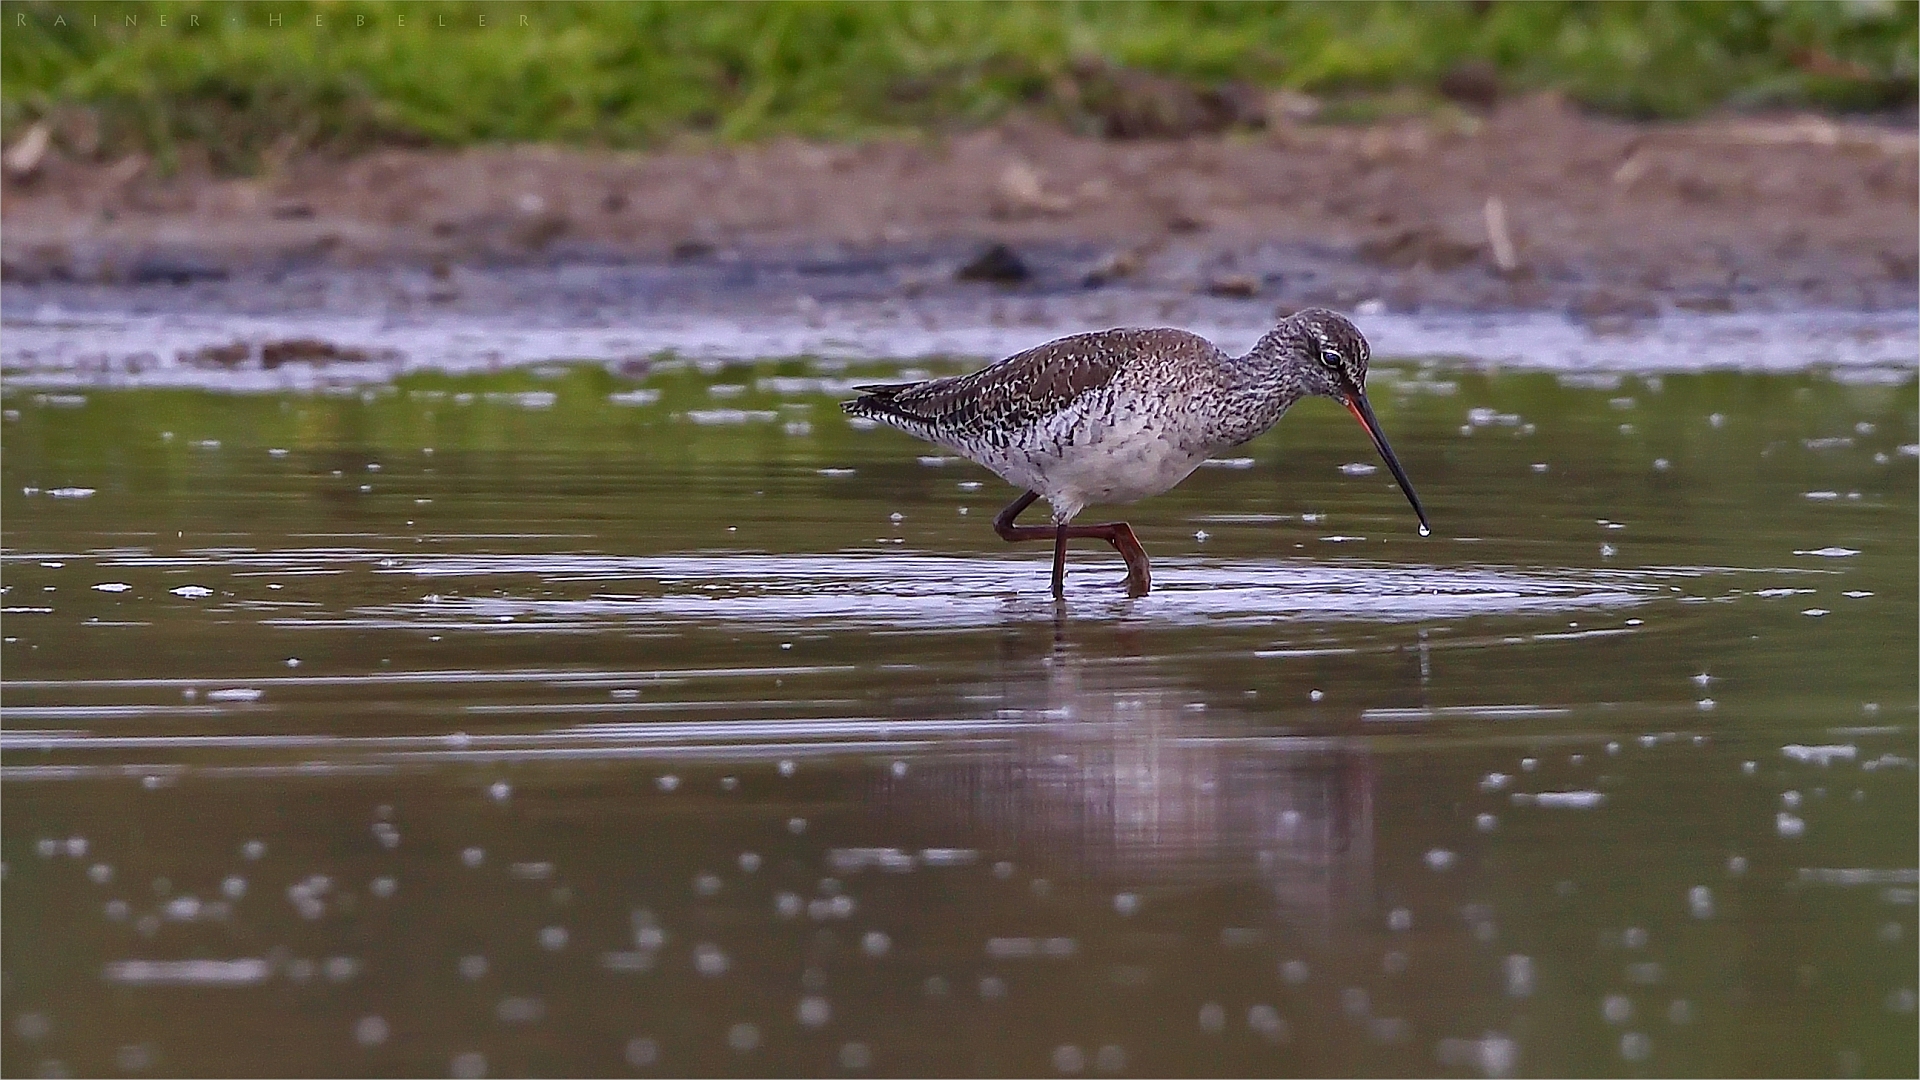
846,327,1223,443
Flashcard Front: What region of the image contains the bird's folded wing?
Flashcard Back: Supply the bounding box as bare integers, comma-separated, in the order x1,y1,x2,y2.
846,328,1215,437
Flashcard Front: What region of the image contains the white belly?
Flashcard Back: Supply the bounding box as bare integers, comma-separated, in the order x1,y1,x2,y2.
960,390,1218,521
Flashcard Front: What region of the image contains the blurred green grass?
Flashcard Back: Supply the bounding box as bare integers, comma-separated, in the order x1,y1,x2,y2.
3,0,1914,173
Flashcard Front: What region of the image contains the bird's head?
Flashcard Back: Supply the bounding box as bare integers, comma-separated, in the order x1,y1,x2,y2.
1257,307,1430,537
1262,307,1372,401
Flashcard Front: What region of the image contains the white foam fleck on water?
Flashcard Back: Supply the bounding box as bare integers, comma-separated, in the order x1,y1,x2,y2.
691,941,725,976
787,816,807,834
1531,791,1607,809
1688,886,1714,919
450,1051,487,1078
1504,955,1534,998
795,995,832,1028
1436,1033,1520,1079
206,688,263,703
1777,813,1806,838
1626,961,1665,985
1051,1045,1085,1073
1620,1032,1651,1061
1727,856,1748,876
495,997,544,1024
104,958,269,986
458,955,488,980
1388,908,1413,931
624,1038,659,1067
93,582,132,592
861,931,891,958
538,925,568,951
1282,960,1310,985
170,585,213,599
1248,1005,1289,1042
1783,744,1855,765
1476,813,1498,832
686,408,776,425
1198,1003,1226,1033
1113,892,1139,916
1340,462,1378,476
738,852,762,873
488,781,511,802
1602,995,1632,1024
461,847,484,868
1795,868,1920,886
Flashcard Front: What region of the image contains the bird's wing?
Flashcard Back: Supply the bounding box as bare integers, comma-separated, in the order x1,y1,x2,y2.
845,327,1218,438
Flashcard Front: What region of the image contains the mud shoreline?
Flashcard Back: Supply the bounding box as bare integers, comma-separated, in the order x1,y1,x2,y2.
3,99,1916,383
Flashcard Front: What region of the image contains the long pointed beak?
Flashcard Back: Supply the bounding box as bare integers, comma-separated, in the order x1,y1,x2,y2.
1343,392,1432,536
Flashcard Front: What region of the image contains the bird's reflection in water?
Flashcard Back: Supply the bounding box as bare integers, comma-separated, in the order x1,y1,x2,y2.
879,623,1376,938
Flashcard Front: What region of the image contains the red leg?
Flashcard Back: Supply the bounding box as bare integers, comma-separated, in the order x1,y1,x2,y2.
1062,521,1151,596
992,490,1048,541
991,491,1152,598
1052,526,1069,598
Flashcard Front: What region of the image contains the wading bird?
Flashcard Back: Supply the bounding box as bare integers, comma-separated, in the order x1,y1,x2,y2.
842,308,1429,598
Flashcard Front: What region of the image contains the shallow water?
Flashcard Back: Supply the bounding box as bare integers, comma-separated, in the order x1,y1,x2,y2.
2,360,1915,1077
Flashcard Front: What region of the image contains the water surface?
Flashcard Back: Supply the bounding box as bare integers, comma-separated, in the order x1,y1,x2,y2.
3,361,1915,1077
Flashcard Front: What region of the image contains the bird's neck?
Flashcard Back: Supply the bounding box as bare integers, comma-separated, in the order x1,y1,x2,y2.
1210,342,1307,446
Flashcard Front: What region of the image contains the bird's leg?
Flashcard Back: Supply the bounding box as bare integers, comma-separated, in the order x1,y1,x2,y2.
1059,522,1151,596
1052,525,1069,598
991,490,1049,542
991,491,1071,598
992,492,1151,597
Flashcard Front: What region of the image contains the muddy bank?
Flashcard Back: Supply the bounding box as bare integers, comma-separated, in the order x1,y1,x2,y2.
4,97,1916,318
4,282,1914,393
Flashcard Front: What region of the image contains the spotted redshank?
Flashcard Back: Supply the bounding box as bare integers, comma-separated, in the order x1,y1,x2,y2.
842,307,1430,598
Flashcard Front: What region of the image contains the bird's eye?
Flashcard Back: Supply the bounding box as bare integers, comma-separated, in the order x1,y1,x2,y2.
1318,346,1342,369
